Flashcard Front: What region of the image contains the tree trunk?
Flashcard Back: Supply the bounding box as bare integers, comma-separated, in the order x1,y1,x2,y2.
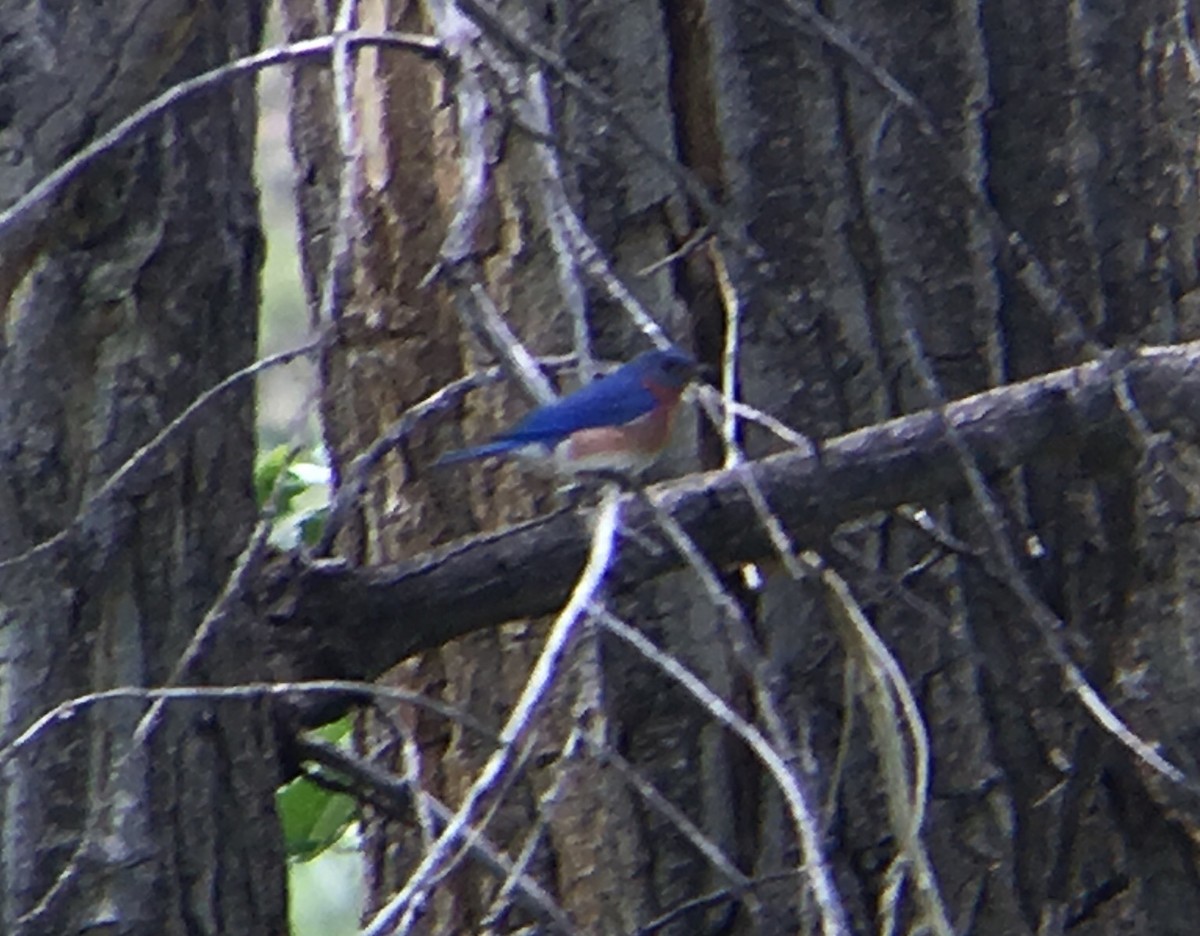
289,0,1200,934
0,3,286,934
711,2,1200,933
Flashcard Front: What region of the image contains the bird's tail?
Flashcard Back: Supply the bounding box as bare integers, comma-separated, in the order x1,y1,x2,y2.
433,440,515,467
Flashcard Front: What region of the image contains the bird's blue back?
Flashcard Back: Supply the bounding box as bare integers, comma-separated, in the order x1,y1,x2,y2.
498,364,659,445
434,347,695,467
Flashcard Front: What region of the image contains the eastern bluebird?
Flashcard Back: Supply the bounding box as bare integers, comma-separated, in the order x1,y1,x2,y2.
437,348,696,476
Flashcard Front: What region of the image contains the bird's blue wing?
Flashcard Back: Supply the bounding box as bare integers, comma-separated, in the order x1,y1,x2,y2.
498,368,657,445
433,439,524,465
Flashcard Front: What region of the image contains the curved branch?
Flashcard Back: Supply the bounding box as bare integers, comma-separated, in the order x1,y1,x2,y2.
0,30,441,244
269,342,1200,684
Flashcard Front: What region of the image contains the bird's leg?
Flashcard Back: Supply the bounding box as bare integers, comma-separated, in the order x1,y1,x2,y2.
553,478,590,511
555,469,632,508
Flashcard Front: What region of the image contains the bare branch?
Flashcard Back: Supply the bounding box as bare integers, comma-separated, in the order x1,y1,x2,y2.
702,258,950,933
278,342,1200,693
523,69,596,381
361,487,624,935
452,0,727,230
419,1,494,286
0,337,325,572
758,0,1098,361
0,679,498,774
708,244,744,468
595,608,850,936
311,1,366,331
295,737,578,934
891,293,1187,786
0,31,441,242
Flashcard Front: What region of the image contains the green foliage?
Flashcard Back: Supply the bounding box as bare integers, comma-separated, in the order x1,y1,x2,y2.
255,445,307,510
254,445,331,547
279,778,357,863
277,716,358,862
258,447,343,860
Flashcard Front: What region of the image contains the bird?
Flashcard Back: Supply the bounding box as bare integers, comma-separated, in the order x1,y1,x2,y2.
436,347,697,476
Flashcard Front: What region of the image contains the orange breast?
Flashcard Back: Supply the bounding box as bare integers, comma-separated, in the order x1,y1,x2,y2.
563,404,675,464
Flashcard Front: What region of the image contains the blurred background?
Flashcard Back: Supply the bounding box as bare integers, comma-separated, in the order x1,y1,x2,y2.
255,11,363,934
255,11,318,454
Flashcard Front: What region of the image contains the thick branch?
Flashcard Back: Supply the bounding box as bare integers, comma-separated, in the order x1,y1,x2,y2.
266,343,1200,686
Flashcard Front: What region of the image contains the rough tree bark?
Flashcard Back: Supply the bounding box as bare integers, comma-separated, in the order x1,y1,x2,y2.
6,0,1192,933
284,0,726,930
0,3,286,934
701,1,1200,933
283,0,1200,933
713,3,1200,933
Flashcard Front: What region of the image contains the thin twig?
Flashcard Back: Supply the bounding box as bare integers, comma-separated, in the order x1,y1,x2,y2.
0,679,498,772
631,487,798,759
0,337,326,572
759,0,1097,361
596,744,757,907
361,487,624,935
463,283,558,403
0,31,441,239
890,285,1189,788
132,508,281,745
595,608,850,936
524,69,595,382
633,871,802,935
296,737,578,934
420,0,492,287
706,243,742,468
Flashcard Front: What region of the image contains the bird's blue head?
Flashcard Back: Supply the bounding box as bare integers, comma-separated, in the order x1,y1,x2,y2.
631,347,698,391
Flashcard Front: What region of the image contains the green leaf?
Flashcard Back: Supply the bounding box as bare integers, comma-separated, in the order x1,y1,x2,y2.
297,505,329,546
278,776,357,862
315,714,354,745
255,445,304,510
255,448,332,540
278,715,358,861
